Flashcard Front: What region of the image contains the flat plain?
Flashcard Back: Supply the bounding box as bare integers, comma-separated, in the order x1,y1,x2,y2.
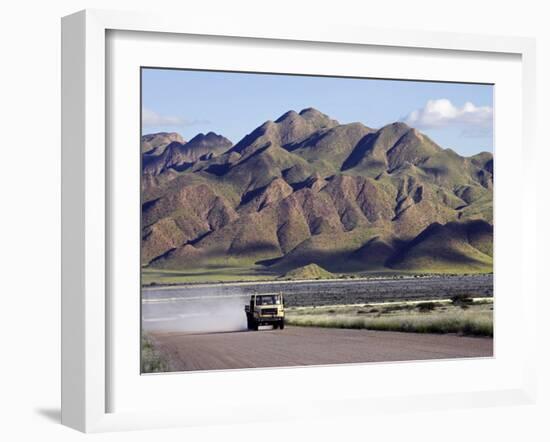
142,274,493,307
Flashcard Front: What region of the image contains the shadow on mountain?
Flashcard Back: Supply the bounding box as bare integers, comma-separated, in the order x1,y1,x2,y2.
204,163,231,176
387,220,493,271
240,184,270,206
142,197,160,213
171,162,193,173
256,256,283,267
340,133,376,170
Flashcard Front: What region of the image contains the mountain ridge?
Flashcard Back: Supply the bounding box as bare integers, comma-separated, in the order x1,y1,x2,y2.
141,107,493,278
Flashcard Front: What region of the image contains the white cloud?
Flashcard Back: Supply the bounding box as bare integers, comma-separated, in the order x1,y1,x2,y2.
142,107,209,128
403,99,493,135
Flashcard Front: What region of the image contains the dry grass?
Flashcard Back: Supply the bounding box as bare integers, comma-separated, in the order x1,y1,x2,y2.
286,299,493,337
141,333,170,373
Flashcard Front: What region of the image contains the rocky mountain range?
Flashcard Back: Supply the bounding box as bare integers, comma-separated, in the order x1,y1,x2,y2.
141,108,493,277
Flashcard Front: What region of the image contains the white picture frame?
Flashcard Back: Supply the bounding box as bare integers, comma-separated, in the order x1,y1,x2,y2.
61,9,537,433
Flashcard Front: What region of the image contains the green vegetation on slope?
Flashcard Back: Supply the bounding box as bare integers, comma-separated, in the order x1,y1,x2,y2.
141,265,279,285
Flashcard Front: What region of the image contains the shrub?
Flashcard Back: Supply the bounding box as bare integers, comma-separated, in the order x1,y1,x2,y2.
141,334,169,373
382,304,413,313
451,294,474,305
416,302,437,312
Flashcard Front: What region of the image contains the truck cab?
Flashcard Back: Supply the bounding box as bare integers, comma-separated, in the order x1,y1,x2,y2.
244,293,285,330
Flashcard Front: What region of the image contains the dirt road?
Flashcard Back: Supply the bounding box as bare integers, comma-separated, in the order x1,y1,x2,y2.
151,326,493,372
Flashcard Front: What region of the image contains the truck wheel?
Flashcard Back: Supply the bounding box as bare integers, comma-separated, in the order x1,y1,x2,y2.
273,322,278,330
279,320,285,330
252,320,259,331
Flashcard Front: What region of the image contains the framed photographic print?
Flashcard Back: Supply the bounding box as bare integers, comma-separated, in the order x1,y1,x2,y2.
140,68,495,373
61,9,537,432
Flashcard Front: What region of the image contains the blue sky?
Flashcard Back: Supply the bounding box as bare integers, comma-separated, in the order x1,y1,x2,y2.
142,68,493,156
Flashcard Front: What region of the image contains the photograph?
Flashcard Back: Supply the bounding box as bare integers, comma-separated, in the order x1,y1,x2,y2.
140,68,494,373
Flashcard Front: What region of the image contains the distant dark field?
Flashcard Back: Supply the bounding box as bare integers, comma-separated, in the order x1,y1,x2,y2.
142,274,493,308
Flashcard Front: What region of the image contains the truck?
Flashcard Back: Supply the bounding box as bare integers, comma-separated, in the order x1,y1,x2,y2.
245,292,285,330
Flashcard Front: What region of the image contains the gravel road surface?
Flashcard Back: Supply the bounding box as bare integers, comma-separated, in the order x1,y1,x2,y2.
151,326,493,372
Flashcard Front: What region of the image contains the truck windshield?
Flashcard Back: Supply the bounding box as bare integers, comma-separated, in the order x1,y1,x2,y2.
257,295,280,305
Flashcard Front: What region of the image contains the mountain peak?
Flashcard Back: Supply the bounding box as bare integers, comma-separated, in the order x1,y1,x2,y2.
142,131,183,139
273,108,339,128
141,132,185,155
188,132,231,145
143,131,232,175
301,107,339,127
275,110,300,123
381,122,411,132
230,108,339,154
300,107,331,121
299,107,322,116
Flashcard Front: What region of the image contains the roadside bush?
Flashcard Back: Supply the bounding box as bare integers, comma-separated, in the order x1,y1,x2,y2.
382,304,413,314
141,334,169,373
416,302,437,312
451,294,474,305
